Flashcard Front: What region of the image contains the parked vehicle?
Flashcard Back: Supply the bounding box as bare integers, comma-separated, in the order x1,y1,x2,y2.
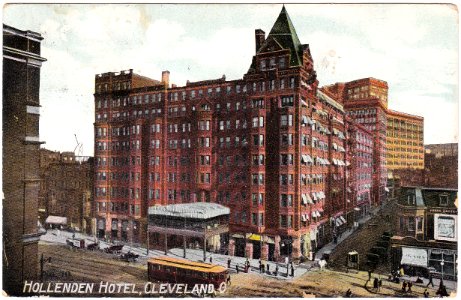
120,251,139,262
104,244,124,254
86,243,99,251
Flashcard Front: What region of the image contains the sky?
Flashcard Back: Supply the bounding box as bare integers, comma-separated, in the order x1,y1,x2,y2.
3,3,459,156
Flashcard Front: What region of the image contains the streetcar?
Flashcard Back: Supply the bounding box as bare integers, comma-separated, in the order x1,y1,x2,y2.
147,256,228,289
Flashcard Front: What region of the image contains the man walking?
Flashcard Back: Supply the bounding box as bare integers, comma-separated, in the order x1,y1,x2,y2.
426,273,434,288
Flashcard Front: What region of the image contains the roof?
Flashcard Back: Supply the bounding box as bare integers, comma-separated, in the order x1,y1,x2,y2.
260,6,303,66
148,256,227,273
148,202,230,219
45,215,67,225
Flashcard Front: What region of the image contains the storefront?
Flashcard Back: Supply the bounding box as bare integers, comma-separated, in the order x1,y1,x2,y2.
391,237,457,280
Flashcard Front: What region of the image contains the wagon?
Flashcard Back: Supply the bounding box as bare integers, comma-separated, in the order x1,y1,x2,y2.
105,244,124,254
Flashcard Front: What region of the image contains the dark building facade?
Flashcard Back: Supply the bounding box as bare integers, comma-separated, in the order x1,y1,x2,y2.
2,24,46,295
92,7,387,261
391,186,457,280
38,149,94,234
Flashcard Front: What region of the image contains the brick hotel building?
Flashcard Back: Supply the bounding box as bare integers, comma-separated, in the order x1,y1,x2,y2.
94,7,380,260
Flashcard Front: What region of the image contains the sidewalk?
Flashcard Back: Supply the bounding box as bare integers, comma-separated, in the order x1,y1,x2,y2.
315,205,380,260
40,229,309,280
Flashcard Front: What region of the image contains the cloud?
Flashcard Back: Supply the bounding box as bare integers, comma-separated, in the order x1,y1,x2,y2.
3,3,458,155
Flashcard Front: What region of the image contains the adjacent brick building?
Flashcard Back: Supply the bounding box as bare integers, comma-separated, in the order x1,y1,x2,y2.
322,78,389,207
2,24,46,295
38,149,94,234
94,7,359,261
345,117,373,221
386,109,424,170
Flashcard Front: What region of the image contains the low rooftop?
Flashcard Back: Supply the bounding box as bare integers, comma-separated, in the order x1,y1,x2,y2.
148,202,230,219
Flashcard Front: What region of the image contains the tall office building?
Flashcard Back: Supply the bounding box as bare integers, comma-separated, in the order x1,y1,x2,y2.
386,109,424,170
3,24,46,295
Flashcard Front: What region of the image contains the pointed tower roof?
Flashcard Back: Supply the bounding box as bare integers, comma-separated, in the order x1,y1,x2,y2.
263,6,303,66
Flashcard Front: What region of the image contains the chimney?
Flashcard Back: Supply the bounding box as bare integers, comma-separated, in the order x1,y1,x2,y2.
255,29,265,52
161,70,170,87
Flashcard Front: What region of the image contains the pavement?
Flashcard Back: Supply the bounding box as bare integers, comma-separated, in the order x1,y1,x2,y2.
40,229,310,280
315,205,381,260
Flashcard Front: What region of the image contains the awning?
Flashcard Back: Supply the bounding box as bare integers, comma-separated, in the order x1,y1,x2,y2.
347,188,352,193
346,161,351,166
324,159,330,165
325,128,331,135
301,116,309,125
302,194,308,205
301,214,309,222
333,128,339,135
248,234,261,241
315,211,321,218
311,211,317,218
301,100,308,107
332,143,338,150
312,192,318,201
338,146,346,152
45,216,67,225
318,191,326,199
401,247,428,267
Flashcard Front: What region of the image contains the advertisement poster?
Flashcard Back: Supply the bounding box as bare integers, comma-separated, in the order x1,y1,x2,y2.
434,214,457,242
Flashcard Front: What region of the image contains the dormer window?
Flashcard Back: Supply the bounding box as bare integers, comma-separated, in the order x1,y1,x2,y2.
260,60,266,71
407,194,415,205
439,195,449,206
279,57,285,69
270,58,276,67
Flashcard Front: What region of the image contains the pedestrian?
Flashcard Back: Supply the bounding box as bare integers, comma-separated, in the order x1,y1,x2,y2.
275,264,279,276
402,281,407,293
368,269,372,281
227,258,231,268
266,264,270,274
291,264,295,277
210,256,213,263
378,278,383,292
373,277,379,292
259,260,262,273
226,275,231,286
426,273,434,287
399,266,405,277
407,281,412,293
236,264,239,274
423,289,429,298
345,289,352,298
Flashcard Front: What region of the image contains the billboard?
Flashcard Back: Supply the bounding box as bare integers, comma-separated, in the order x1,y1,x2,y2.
434,214,457,242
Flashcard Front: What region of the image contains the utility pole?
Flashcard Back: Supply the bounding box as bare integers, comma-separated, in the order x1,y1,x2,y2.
40,254,51,281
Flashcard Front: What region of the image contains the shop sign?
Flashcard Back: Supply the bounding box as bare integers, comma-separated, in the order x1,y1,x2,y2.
401,247,427,267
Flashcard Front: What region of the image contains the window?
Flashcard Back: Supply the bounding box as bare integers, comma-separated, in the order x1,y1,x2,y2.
408,217,415,231
439,195,449,206
281,96,294,107
280,194,293,207
200,155,210,165
281,134,294,146
253,134,264,146
252,154,265,165
281,114,293,126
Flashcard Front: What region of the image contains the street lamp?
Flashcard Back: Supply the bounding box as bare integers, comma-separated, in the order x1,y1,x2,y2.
440,259,444,282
